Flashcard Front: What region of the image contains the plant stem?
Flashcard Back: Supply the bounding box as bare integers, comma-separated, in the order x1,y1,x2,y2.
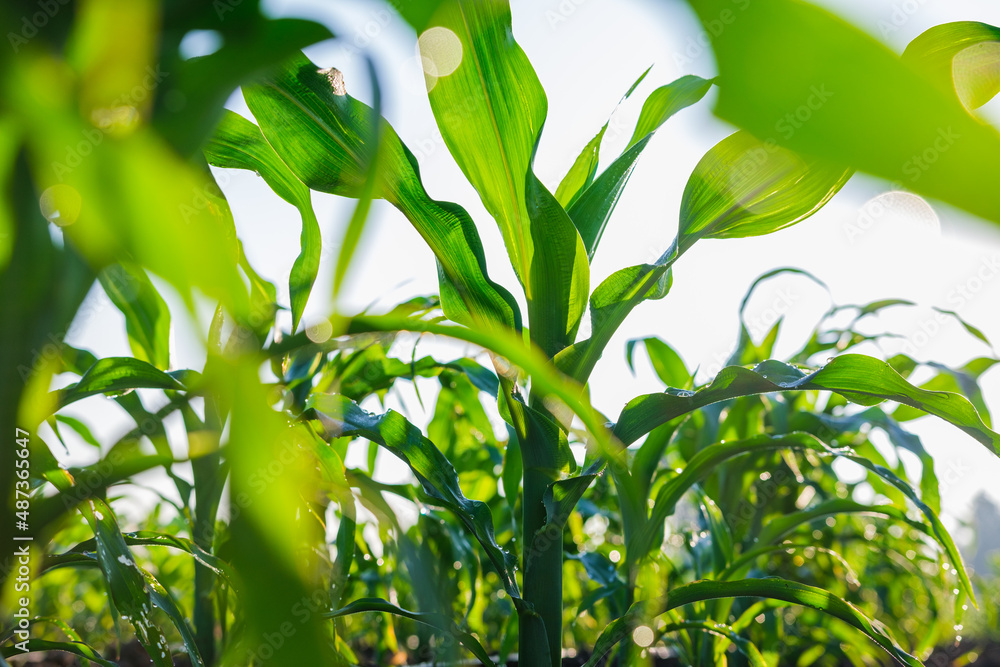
521,463,562,667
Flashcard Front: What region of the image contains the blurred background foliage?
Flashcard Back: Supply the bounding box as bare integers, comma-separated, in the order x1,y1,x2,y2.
1,0,1000,666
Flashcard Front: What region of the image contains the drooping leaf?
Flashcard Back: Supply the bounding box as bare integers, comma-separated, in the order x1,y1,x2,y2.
53,415,102,449
203,109,320,331
1,640,117,666
243,53,520,332
626,337,691,389
613,354,1000,455
584,578,923,667
326,597,496,666
51,357,186,411
306,393,521,602
47,530,238,592
678,131,852,254
78,499,174,667
99,263,171,369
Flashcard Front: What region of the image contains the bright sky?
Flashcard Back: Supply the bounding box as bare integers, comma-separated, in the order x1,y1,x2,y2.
59,0,1000,559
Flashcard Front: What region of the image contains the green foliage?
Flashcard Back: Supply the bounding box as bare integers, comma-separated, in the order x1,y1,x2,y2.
2,1,1000,667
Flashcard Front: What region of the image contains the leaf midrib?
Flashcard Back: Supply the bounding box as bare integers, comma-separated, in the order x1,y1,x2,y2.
455,1,530,283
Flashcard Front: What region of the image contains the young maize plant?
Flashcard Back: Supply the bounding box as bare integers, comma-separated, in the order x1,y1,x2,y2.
2,1,1000,666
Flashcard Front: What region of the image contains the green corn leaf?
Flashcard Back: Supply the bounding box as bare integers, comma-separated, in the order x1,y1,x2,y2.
326,597,496,667
526,462,604,569
682,0,1000,225
203,110,319,332
78,498,174,667
631,417,686,500
0,617,81,645
1,640,117,666
394,1,448,33
658,620,767,667
585,578,922,667
838,450,974,604
51,357,186,412
798,408,943,513
613,354,1000,455
53,414,102,449
41,521,210,661
272,312,632,468
555,125,608,209
693,485,733,573
422,0,547,287
569,76,714,259
47,530,238,592
626,75,715,150
626,337,691,389
554,65,652,209
99,263,171,369
756,498,929,552
141,570,205,667
932,307,994,351
556,253,675,383
236,242,279,341
636,433,832,557
893,358,997,427
678,131,852,254
154,16,335,155
306,393,521,603
319,343,498,403
633,433,975,602
902,22,1000,110
333,56,382,299
34,447,176,532
525,166,590,358
243,53,519,332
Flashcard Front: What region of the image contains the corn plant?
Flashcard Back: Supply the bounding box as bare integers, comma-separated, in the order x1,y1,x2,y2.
3,1,1000,666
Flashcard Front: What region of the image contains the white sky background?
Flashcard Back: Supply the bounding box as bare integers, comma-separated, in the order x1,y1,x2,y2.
60,0,1000,557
